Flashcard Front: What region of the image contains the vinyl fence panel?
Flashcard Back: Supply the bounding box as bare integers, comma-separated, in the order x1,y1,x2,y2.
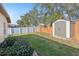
8,26,37,35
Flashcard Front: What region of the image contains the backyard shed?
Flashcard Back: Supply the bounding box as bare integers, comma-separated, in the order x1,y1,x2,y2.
53,18,79,42
53,19,70,39
0,4,11,42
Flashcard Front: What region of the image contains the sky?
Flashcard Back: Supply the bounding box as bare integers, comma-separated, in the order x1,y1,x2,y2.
3,3,35,24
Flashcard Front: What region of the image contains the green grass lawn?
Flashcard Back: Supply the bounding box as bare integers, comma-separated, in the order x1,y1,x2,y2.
34,32,79,48
16,34,79,56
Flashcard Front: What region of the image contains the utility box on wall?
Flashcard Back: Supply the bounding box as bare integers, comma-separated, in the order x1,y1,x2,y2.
53,19,70,39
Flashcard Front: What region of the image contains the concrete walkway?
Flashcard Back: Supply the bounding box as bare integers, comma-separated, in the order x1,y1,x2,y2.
32,51,38,56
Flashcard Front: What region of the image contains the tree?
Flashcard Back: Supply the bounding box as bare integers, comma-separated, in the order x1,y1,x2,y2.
36,3,64,26
17,3,79,28
16,20,24,33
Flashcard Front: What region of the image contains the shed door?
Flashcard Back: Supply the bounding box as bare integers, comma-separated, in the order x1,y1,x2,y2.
54,21,66,38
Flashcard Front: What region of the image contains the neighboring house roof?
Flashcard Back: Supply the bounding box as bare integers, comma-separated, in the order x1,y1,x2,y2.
0,4,11,23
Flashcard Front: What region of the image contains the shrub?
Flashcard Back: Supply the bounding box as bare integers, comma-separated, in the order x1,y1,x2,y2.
0,48,6,56
0,46,34,56
13,38,32,47
0,36,34,56
0,36,16,48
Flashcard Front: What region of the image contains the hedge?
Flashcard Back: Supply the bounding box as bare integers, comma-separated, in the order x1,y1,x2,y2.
0,36,34,56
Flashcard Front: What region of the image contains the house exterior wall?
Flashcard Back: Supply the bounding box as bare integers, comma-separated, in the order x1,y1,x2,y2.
0,12,8,42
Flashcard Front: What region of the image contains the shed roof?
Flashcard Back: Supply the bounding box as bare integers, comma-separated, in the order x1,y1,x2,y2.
0,4,11,23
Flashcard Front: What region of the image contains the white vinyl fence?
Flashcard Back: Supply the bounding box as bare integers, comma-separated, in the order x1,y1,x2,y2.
8,26,37,35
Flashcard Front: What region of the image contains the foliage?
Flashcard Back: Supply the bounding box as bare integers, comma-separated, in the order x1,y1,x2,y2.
0,36,16,48
16,3,79,27
16,8,39,27
13,37,32,47
0,36,34,56
46,12,64,26
0,46,33,56
50,12,64,22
